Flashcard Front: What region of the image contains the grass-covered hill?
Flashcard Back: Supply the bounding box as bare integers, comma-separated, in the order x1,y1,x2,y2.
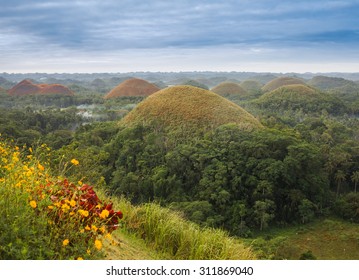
240,80,263,92
254,84,346,114
8,80,74,96
211,82,248,97
308,75,357,90
262,77,306,92
104,78,160,99
121,85,263,131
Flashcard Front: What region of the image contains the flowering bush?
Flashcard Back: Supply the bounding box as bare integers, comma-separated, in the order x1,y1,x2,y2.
0,138,123,260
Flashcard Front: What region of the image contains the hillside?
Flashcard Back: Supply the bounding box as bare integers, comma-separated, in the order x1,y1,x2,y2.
308,75,357,90
262,77,306,92
121,85,262,131
104,78,160,99
240,80,263,92
7,79,74,96
211,82,248,97
254,84,346,114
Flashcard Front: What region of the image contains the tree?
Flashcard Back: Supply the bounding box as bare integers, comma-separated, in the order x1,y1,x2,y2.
351,171,359,193
335,170,346,197
298,199,316,224
253,199,275,231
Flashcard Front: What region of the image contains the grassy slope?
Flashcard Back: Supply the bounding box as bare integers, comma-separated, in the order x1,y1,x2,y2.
248,218,359,260
122,85,263,131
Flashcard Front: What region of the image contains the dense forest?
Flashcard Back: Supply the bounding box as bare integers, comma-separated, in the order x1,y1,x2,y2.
1,72,359,259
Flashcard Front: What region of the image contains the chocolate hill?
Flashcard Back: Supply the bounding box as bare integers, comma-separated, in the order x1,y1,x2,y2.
8,80,74,96
122,85,262,131
255,84,346,114
211,82,247,97
104,78,160,99
262,77,306,92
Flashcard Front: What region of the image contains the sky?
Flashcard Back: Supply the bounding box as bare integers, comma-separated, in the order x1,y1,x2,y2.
1,0,359,73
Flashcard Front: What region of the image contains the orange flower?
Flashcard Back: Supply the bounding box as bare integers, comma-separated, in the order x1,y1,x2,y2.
99,209,109,219
38,163,45,171
62,239,69,246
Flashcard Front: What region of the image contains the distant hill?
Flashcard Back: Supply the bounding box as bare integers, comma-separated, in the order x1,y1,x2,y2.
211,82,247,97
240,80,263,92
308,76,357,90
308,76,359,104
262,77,306,92
0,77,15,89
7,79,74,96
122,85,263,131
182,80,209,90
104,78,160,99
255,84,346,114
247,74,278,85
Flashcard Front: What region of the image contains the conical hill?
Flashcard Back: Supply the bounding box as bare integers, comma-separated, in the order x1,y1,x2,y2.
104,78,160,99
211,82,247,97
8,80,74,96
262,77,306,92
256,84,346,114
121,85,262,131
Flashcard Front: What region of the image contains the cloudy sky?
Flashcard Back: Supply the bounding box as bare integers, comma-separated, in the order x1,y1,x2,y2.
1,0,359,73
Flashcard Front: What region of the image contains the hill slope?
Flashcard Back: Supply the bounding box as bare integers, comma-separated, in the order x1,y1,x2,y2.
255,84,346,114
8,80,74,96
262,77,306,92
122,85,262,131
211,82,247,97
105,78,160,99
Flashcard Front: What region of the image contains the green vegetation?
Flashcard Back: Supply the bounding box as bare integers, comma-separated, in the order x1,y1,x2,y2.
1,73,359,260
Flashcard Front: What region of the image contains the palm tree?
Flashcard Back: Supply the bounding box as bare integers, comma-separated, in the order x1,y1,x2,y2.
335,170,346,197
351,171,359,193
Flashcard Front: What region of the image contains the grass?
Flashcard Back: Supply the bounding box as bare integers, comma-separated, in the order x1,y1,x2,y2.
122,85,263,131
247,218,359,260
262,77,306,92
102,193,256,260
105,78,160,99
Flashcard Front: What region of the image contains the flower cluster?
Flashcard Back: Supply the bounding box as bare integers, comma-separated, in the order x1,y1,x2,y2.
1,138,123,260
47,179,123,233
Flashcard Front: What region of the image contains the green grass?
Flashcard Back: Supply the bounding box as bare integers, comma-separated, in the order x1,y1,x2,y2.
102,193,256,260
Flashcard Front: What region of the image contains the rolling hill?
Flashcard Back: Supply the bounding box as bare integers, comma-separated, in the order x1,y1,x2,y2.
255,84,346,114
262,77,306,92
7,79,74,96
211,82,248,97
121,85,262,131
104,78,160,99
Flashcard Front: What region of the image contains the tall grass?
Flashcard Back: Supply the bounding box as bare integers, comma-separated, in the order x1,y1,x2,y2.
107,194,256,260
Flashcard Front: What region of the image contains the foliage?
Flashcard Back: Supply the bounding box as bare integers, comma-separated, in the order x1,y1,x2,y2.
0,139,122,259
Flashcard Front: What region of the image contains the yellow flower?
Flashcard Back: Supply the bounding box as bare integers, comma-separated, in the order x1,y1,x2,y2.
78,181,83,186
62,239,69,246
78,209,89,217
38,163,45,171
105,233,112,240
77,257,84,260
70,200,76,207
99,226,106,233
85,225,91,231
94,239,102,250
70,159,79,166
48,205,54,210
91,225,98,232
99,209,110,219
87,249,91,255
29,200,37,209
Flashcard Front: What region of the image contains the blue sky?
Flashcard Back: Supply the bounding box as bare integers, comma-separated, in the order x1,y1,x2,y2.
1,0,359,73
